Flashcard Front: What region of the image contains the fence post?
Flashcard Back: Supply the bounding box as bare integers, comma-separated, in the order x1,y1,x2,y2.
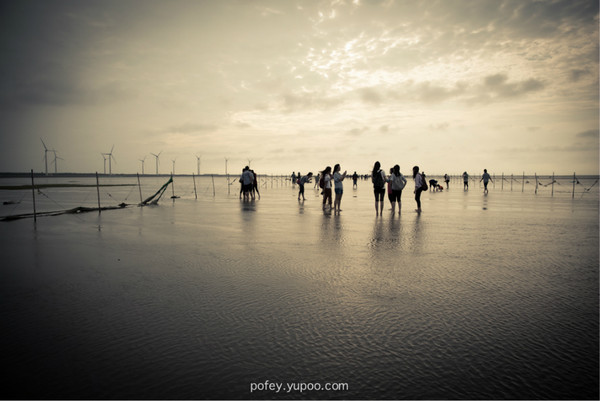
535,173,538,194
511,174,513,191
96,172,101,213
30,169,37,223
572,172,576,198
501,173,504,191
137,173,143,203
192,173,197,199
551,172,554,197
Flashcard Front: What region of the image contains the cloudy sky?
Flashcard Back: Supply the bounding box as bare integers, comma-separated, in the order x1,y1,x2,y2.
0,0,598,176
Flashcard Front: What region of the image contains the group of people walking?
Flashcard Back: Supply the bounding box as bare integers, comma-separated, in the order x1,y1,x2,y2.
462,169,493,192
253,166,494,213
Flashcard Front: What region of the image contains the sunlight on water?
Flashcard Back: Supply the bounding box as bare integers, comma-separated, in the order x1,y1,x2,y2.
0,175,598,399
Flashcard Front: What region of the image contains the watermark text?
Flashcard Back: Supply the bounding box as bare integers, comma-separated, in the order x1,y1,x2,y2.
249,380,348,394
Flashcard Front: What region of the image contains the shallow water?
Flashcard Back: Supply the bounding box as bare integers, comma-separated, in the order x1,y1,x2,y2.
0,176,598,399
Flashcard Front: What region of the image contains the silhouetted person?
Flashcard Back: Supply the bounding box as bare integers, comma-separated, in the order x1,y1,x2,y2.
428,179,438,191
480,169,493,193
352,171,358,189
333,164,347,212
463,171,469,190
298,172,313,201
372,161,386,216
413,165,425,213
251,169,260,199
321,166,333,211
444,174,450,189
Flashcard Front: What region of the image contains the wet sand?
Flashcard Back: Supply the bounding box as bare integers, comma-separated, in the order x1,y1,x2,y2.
0,176,598,399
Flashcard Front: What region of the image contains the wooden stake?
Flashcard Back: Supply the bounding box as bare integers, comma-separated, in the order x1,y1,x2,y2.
137,173,143,203
96,172,101,213
192,173,197,199
30,169,37,223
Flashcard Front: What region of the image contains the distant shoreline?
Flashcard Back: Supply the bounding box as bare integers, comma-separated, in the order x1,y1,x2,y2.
0,172,278,179
0,172,598,180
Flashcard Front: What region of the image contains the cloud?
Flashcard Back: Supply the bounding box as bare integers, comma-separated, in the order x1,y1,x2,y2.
281,91,345,112
570,69,591,82
576,129,599,139
346,126,369,136
429,122,450,131
482,73,545,97
357,87,384,105
167,123,217,134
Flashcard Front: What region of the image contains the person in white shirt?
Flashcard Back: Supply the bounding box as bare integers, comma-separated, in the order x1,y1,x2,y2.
389,164,407,214
332,164,347,212
240,166,254,201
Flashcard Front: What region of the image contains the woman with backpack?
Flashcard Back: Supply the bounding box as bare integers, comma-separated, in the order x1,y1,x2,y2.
389,165,407,214
413,165,426,213
321,166,333,211
372,161,386,216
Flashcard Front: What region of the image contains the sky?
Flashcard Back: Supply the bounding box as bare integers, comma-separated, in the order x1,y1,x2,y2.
0,0,598,176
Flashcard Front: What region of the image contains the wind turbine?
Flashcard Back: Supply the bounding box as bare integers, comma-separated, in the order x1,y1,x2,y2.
171,158,176,175
51,150,63,174
139,156,146,175
101,153,108,174
247,158,252,168
151,151,162,175
40,139,50,175
102,145,116,175
195,155,201,175
225,157,228,175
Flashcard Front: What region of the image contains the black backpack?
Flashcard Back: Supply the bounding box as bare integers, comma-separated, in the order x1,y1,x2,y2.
372,170,384,188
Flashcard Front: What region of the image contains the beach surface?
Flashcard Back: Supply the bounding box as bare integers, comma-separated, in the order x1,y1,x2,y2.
0,175,598,399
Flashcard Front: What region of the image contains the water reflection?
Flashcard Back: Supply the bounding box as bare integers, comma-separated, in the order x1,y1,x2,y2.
368,216,402,251
332,214,344,243
239,199,257,214
408,213,423,254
